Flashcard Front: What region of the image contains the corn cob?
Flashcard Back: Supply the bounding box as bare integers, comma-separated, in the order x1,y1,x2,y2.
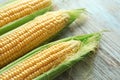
0,0,52,35
0,9,85,68
0,32,101,80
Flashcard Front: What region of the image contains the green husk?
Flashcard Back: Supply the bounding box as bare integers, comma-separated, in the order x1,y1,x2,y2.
34,33,101,80
0,5,52,35
0,32,101,80
67,8,85,24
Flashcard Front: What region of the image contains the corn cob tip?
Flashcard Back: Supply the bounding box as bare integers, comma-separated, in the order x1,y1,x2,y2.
66,8,86,23
68,8,85,17
67,40,81,49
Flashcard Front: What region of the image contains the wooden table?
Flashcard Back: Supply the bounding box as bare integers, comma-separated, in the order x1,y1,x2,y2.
52,0,120,80
1,0,120,80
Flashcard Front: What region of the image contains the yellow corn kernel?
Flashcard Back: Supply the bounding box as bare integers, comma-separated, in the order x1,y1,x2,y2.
0,0,51,27
0,11,70,67
0,40,80,80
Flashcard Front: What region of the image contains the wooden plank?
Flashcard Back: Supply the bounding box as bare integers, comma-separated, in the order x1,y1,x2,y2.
52,0,120,80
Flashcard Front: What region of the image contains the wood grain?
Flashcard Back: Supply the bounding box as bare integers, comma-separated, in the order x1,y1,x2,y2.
52,0,120,80
0,0,120,80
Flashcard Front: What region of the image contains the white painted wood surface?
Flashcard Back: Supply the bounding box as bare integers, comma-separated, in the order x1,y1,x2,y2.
52,0,120,80
0,0,120,80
